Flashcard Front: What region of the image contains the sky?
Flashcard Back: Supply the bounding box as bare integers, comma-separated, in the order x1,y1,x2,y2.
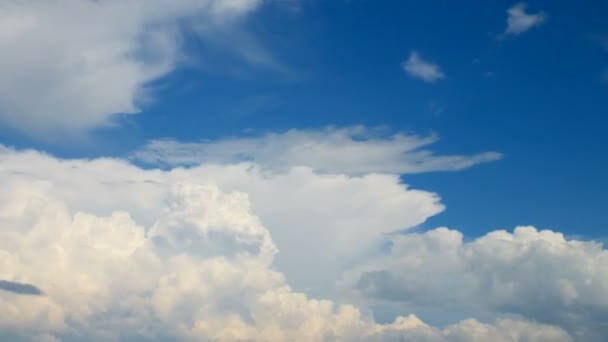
0,1,607,341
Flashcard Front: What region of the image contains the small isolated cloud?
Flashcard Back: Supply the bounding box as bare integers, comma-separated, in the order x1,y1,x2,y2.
133,126,500,174
0,280,44,296
402,51,445,83
504,2,546,36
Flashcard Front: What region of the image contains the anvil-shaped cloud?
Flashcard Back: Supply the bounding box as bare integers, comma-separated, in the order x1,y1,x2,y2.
0,132,604,340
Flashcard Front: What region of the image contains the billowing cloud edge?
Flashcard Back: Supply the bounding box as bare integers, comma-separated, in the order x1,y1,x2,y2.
342,226,608,341
504,2,546,36
0,144,575,341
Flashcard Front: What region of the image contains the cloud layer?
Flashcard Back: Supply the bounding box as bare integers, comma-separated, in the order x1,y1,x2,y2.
0,0,261,137
0,145,575,341
133,126,501,175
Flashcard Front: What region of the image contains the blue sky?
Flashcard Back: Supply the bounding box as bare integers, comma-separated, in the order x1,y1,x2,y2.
3,0,606,239
1,1,607,341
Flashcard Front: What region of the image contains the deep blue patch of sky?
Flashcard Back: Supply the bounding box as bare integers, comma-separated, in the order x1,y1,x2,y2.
2,0,606,238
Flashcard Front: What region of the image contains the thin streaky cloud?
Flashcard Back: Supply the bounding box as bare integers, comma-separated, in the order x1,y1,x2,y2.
132,126,501,174
0,280,45,296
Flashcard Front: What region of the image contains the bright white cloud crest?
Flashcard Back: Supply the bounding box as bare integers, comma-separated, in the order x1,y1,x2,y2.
0,135,603,340
0,140,581,341
0,0,261,137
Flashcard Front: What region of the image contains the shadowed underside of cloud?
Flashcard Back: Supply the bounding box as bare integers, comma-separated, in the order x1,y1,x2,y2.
0,280,44,296
132,126,501,175
343,227,608,341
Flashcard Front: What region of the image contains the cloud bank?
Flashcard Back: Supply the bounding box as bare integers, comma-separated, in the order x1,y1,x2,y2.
0,280,44,296
0,0,262,137
0,144,577,341
133,126,501,175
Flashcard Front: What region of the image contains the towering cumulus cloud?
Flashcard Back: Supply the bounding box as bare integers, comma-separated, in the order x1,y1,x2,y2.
0,141,579,341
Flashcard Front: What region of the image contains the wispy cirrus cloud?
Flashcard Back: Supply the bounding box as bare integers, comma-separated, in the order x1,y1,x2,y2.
402,51,445,83
0,146,574,341
132,126,500,174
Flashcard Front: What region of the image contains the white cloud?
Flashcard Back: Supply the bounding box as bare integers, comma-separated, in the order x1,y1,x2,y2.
0,146,574,341
504,3,546,36
402,51,445,83
370,317,571,342
1,142,445,298
0,0,262,138
133,126,501,175
344,227,608,341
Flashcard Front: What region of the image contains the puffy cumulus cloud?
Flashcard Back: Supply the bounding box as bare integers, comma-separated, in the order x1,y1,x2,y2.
368,317,571,342
402,51,445,83
0,147,573,341
0,0,262,137
504,3,546,36
345,227,608,341
1,143,444,298
133,126,501,175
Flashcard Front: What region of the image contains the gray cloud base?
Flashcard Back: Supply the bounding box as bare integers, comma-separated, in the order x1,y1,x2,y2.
133,126,501,175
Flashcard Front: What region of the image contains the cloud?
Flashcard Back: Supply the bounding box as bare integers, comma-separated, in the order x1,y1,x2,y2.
0,280,44,296
0,147,574,341
402,51,445,83
1,142,446,299
370,318,571,342
133,126,501,175
344,227,608,341
0,0,262,138
504,3,546,36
